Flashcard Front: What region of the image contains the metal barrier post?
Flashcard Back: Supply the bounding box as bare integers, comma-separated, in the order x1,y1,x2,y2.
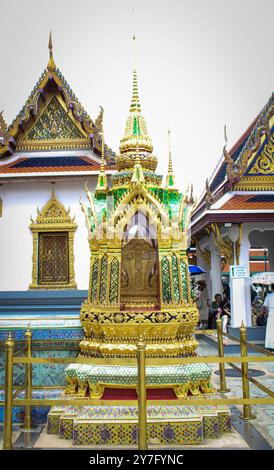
137,337,147,450
3,333,14,450
216,316,230,393
24,327,33,429
240,322,255,420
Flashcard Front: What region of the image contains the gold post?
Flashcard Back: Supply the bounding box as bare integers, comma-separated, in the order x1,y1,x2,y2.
137,336,147,450
24,326,33,429
216,315,230,393
3,333,14,450
240,322,255,420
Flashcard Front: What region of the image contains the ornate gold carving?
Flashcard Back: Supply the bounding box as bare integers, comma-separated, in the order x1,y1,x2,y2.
29,190,77,289
120,239,159,307
19,95,87,151
225,104,274,186
88,383,105,399
194,238,211,268
64,376,78,395
0,111,13,157
235,175,274,191
211,223,242,266
64,377,213,399
249,130,274,175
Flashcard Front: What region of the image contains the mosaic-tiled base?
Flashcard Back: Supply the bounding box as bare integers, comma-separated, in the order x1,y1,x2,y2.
47,394,231,445
73,420,203,445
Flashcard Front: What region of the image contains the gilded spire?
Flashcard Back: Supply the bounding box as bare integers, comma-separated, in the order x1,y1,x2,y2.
117,35,156,171
118,66,154,163
96,107,108,192
165,122,176,189
130,68,141,113
47,31,56,72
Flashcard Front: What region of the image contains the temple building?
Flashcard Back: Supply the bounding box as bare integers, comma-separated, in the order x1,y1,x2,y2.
0,35,116,316
191,93,274,328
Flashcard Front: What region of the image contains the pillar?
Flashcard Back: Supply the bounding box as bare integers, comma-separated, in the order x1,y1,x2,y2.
230,225,252,327
209,233,223,300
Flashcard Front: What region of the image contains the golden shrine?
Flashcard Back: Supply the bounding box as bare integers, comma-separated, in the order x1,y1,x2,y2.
47,45,231,446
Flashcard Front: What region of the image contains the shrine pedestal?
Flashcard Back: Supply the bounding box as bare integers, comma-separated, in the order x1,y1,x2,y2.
47,395,231,445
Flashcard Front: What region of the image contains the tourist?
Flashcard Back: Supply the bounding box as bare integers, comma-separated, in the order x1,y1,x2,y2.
256,309,267,327
223,281,230,302
218,300,231,333
196,280,209,328
263,283,274,350
208,293,222,329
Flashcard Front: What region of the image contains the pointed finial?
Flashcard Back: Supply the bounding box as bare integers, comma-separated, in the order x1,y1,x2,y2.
96,107,108,192
167,124,173,174
130,68,141,113
51,182,56,198
6,332,14,348
165,111,176,189
224,124,228,144
47,30,56,72
118,33,154,165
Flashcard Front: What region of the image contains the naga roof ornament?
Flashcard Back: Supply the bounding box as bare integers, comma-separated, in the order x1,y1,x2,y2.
0,111,15,157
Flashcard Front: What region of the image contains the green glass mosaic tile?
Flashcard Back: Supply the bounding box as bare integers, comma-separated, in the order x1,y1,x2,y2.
172,254,180,301
161,256,171,302
99,255,108,303
109,258,119,304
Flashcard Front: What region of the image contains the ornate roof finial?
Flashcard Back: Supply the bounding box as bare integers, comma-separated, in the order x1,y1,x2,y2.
96,107,108,192
223,124,236,181
47,30,56,72
130,68,141,114
130,34,141,114
165,112,176,189
117,35,155,170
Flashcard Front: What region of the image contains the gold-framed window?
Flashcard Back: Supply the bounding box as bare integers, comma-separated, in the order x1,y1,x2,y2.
29,190,77,289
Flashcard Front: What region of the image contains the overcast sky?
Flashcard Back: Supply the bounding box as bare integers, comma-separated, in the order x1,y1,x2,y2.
1,0,273,197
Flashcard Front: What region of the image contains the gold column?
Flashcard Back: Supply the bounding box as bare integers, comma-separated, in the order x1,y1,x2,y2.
240,322,255,420
24,327,33,430
216,316,230,393
3,333,14,450
137,337,147,450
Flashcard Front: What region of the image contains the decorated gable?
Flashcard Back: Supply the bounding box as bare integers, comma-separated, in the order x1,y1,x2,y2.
22,96,86,144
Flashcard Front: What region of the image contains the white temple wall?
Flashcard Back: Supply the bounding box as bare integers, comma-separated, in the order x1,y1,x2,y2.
0,179,97,291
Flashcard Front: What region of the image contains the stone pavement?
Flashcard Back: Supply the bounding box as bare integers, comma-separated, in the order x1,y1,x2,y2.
198,336,274,449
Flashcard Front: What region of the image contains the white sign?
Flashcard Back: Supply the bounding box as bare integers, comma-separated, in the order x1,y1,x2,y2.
230,265,248,279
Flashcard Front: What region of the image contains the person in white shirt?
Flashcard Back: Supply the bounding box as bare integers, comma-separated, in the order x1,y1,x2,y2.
263,283,274,350
196,281,209,328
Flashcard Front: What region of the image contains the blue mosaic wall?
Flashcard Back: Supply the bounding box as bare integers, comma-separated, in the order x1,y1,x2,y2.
0,390,63,424
0,349,79,388
0,324,83,423
0,328,83,342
